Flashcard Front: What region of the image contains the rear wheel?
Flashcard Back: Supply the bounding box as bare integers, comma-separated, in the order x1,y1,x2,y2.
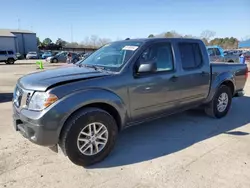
6,58,15,64
59,108,118,166
205,85,232,118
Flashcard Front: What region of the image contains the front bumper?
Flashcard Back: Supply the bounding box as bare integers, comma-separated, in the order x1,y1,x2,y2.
12,103,60,146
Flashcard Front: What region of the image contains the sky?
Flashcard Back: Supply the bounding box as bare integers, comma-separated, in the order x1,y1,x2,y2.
1,0,249,43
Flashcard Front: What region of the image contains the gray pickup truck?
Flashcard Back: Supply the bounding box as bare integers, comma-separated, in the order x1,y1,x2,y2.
12,38,247,166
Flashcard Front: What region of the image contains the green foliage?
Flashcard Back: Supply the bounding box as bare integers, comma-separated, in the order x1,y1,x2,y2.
43,38,52,45
148,34,154,38
55,38,67,47
151,30,239,49
210,37,238,49
36,37,41,46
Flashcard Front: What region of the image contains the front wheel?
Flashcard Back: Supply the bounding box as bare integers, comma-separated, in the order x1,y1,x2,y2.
52,58,58,63
59,108,118,167
205,85,232,118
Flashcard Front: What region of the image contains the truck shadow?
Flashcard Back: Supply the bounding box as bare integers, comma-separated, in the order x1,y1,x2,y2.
0,93,13,103
89,96,250,168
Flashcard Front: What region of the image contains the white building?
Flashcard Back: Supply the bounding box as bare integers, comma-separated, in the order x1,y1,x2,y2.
0,29,37,55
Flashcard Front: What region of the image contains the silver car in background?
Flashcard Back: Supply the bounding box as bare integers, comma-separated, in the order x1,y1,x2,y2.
26,51,38,59
0,50,17,64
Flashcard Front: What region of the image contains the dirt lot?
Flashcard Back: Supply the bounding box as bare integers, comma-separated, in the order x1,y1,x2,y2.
1,60,250,188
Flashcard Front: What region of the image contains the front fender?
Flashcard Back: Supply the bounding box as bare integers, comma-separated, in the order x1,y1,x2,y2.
53,89,128,133
205,72,235,103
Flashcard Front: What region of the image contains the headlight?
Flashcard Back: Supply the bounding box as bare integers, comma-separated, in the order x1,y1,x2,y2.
28,92,58,111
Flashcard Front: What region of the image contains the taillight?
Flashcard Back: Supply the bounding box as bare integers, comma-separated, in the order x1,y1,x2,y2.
246,67,249,79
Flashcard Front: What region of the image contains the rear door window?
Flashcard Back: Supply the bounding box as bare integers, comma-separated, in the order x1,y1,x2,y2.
207,48,215,56
214,48,221,56
7,51,14,55
179,43,203,70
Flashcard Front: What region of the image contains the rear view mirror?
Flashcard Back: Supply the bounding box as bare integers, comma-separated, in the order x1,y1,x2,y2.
137,61,157,73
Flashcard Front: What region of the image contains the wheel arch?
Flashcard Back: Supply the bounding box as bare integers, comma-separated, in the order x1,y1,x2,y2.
205,72,235,103
57,89,128,140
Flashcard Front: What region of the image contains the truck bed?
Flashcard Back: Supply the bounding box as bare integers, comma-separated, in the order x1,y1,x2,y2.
210,62,247,93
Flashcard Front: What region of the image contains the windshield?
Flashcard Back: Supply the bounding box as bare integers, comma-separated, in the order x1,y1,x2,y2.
78,41,142,71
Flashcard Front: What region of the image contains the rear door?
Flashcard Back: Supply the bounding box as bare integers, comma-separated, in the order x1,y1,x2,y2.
176,42,210,106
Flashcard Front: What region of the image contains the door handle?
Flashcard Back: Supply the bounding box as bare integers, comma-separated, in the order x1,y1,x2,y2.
170,75,178,82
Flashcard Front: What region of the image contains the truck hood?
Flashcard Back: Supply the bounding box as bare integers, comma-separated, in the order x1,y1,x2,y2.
18,65,112,91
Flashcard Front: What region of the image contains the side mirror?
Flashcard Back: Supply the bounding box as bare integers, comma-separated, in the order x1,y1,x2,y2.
137,61,157,74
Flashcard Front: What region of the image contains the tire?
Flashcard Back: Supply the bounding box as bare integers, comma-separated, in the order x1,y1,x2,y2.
59,107,118,167
6,58,15,64
52,58,58,63
205,85,232,118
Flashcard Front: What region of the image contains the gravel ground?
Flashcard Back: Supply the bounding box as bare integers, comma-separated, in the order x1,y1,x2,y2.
0,60,250,188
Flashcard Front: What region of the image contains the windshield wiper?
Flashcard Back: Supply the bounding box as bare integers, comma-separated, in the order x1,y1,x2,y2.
79,64,114,73
80,64,101,70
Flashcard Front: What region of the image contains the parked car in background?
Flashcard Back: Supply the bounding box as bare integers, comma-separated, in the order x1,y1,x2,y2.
244,51,250,63
207,46,239,63
16,53,25,60
12,38,247,166
46,51,80,63
0,50,17,64
26,51,38,59
42,51,53,59
243,51,250,70
79,52,92,60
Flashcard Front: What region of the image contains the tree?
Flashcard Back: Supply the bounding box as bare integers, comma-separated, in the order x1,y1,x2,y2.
164,31,182,38
90,35,98,47
148,34,154,38
65,42,79,48
98,38,111,46
56,38,67,47
36,37,41,46
209,37,238,49
43,38,52,45
183,34,194,38
200,30,216,42
201,38,209,45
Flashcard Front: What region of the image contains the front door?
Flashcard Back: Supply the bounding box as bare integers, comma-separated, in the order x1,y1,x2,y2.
129,42,182,121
